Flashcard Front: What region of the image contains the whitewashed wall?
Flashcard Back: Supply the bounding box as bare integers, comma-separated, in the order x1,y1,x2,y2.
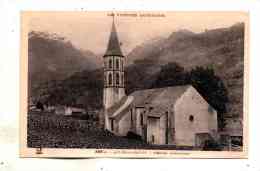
174,86,218,146
118,111,131,136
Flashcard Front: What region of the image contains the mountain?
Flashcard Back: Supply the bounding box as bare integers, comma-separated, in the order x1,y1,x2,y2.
126,30,195,65
128,24,243,70
32,23,244,119
127,23,245,117
126,37,167,65
28,31,98,98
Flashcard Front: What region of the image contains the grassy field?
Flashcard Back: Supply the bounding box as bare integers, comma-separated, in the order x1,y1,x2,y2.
27,111,154,149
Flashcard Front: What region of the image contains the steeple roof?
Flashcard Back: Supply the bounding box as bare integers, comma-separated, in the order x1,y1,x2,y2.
104,19,124,57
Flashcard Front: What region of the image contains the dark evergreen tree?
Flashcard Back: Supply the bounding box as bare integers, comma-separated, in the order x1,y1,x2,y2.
152,62,187,88
187,66,229,130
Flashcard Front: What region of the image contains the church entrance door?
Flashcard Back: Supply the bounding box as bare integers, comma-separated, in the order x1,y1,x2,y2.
147,117,160,144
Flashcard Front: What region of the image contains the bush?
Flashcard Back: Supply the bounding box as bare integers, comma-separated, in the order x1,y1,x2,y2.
203,139,222,151
36,101,44,111
126,131,142,141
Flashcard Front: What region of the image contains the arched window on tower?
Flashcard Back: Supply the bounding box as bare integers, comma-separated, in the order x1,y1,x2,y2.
109,59,113,69
116,58,119,69
116,73,120,85
108,73,112,85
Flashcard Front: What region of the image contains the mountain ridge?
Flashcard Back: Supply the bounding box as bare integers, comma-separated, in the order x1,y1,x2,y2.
28,31,98,98
30,23,245,119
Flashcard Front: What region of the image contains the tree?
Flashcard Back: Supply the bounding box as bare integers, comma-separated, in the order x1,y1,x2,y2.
187,66,229,130
152,62,187,88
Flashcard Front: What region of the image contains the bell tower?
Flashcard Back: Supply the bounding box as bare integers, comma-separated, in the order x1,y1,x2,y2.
103,16,125,129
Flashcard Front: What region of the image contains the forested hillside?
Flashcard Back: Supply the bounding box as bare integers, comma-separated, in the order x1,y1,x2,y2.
30,23,244,123
28,31,98,99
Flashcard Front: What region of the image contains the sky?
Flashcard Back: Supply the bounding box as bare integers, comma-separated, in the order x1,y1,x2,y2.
26,11,247,55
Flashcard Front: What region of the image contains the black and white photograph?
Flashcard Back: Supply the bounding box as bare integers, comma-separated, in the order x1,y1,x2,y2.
20,11,248,158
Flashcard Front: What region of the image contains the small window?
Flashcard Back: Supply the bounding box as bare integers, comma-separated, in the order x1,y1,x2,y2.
116,58,119,69
109,59,113,69
116,73,120,85
140,113,143,126
111,119,114,131
108,73,112,85
189,115,194,122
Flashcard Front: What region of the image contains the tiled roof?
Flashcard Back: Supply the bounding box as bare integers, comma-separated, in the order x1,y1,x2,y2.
106,85,192,120
130,85,191,107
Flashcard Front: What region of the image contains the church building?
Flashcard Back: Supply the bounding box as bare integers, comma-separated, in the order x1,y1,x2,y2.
102,19,218,147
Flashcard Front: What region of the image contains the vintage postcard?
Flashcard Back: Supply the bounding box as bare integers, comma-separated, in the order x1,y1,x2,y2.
20,11,249,158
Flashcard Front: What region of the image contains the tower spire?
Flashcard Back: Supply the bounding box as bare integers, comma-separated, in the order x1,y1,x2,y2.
104,14,123,57
112,12,115,24
102,14,126,130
